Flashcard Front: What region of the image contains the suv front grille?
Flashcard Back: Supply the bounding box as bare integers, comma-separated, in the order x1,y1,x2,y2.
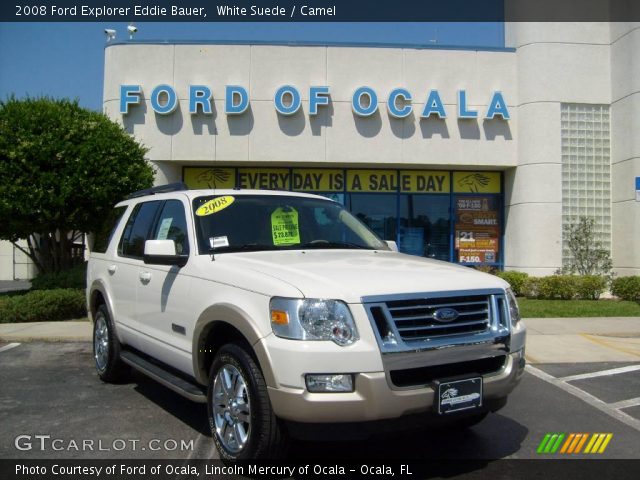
384,294,490,341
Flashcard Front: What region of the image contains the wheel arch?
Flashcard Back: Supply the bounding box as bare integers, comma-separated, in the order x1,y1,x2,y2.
193,304,275,387
88,280,116,325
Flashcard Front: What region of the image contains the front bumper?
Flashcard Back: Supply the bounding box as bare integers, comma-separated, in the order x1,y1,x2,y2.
267,349,525,423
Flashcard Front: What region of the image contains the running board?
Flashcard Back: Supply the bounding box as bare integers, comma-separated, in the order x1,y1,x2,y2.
120,350,207,403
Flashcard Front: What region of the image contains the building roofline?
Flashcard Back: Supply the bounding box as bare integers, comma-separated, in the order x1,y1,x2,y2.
105,39,515,53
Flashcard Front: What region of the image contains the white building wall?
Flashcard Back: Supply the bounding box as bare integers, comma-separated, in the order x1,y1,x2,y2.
0,240,37,281
504,22,612,275
103,43,517,171
610,23,640,276
0,240,14,281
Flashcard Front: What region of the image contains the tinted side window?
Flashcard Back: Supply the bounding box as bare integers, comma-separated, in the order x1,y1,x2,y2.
152,200,190,255
92,206,127,254
119,201,161,259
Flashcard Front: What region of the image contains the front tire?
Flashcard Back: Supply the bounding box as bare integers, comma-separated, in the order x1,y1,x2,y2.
93,304,127,382
207,343,288,459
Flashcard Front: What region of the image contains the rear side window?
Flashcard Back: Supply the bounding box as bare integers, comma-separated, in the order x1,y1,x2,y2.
92,206,127,254
151,200,190,255
118,201,162,259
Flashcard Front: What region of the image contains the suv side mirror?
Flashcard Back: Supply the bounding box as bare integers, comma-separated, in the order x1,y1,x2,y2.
143,240,188,267
386,240,399,252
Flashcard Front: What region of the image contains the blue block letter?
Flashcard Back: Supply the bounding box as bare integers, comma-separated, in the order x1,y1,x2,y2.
352,86,378,117
388,88,413,118
151,84,178,115
274,85,302,116
189,85,212,114
309,86,330,115
486,91,510,120
457,90,478,119
422,90,447,119
120,85,141,114
225,86,249,115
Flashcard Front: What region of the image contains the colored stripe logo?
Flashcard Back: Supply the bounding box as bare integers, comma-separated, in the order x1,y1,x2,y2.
537,433,613,454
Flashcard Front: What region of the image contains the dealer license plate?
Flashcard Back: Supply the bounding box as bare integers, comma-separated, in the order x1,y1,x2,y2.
437,377,483,414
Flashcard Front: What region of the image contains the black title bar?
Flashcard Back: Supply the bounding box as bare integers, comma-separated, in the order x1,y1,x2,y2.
3,459,640,480
2,0,640,22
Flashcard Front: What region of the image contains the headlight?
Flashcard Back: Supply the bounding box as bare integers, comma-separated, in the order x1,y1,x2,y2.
506,288,521,326
270,298,359,346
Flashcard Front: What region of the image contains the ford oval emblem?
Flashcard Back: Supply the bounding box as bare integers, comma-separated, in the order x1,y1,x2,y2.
433,308,459,323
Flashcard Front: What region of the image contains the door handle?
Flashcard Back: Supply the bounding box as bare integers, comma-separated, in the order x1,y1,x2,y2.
139,271,152,283
108,264,117,274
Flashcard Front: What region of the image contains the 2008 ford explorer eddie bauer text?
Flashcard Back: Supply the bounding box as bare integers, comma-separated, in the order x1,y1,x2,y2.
87,183,526,459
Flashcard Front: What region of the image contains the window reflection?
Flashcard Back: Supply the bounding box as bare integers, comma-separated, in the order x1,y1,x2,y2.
399,195,450,260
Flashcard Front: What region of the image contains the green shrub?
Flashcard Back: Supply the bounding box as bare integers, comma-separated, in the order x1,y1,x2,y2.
522,277,542,299
538,275,579,300
560,216,613,279
576,275,607,300
31,262,87,290
0,289,86,323
611,276,640,302
496,271,529,297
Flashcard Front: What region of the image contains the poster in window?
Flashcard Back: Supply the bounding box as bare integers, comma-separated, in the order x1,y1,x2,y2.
455,196,500,264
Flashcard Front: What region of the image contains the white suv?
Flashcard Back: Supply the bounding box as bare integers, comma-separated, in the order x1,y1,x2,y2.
87,183,526,459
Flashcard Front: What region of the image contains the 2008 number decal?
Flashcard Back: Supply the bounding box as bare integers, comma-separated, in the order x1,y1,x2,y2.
195,196,235,216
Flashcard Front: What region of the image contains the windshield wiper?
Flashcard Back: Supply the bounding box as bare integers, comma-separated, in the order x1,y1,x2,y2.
208,243,279,254
297,241,373,250
209,241,376,254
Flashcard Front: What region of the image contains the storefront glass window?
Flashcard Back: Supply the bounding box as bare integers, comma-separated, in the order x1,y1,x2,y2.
348,194,398,242
399,195,450,260
183,166,504,267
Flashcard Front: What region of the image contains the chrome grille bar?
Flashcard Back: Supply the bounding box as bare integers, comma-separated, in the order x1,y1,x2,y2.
395,320,489,332
392,309,488,321
387,300,488,311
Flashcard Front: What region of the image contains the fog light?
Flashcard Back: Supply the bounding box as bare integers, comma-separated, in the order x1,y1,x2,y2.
305,374,354,393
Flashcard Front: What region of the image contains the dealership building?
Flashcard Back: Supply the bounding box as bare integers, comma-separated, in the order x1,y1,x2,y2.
2,22,639,279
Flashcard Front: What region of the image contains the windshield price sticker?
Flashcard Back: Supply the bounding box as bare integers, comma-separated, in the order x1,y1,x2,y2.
195,196,235,216
271,207,300,245
209,236,230,249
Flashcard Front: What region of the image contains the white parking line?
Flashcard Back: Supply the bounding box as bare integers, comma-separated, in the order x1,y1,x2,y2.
0,342,20,353
526,364,640,432
559,364,640,383
608,397,640,410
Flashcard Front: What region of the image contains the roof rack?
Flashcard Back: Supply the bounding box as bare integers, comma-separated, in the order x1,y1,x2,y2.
127,182,188,199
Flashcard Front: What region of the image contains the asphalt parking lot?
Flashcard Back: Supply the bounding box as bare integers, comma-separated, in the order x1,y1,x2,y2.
0,342,638,461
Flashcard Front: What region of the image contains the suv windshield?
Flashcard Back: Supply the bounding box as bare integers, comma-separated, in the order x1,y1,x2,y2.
192,194,388,254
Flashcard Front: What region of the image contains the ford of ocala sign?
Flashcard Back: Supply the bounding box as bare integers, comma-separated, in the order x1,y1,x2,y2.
119,84,510,120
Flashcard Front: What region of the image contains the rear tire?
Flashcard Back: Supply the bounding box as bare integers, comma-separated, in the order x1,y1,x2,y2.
207,343,288,459
93,304,128,382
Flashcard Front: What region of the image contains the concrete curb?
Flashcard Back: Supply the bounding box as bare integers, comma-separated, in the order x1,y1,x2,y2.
0,320,91,343
0,336,90,343
523,317,640,364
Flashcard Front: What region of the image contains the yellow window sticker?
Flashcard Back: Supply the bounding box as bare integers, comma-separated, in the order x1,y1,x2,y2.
271,207,300,246
195,196,235,216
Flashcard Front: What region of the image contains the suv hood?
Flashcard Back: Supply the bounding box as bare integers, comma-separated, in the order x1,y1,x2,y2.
217,250,508,303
